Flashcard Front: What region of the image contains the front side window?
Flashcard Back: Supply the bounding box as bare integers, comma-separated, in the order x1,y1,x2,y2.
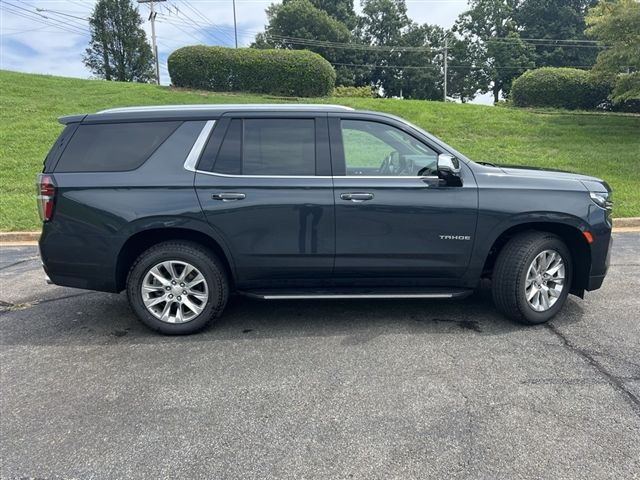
341,120,438,177
56,121,180,172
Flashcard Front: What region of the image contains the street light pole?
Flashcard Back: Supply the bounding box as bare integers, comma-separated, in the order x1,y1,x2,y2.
138,0,166,84
232,0,238,48
443,35,448,102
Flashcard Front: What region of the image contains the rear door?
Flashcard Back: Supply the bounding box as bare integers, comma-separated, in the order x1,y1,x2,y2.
329,114,478,282
194,113,335,287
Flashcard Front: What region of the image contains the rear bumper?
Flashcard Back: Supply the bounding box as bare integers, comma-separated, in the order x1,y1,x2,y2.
39,226,120,293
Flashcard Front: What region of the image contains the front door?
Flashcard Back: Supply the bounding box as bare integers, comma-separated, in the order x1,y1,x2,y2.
195,115,334,287
329,115,478,283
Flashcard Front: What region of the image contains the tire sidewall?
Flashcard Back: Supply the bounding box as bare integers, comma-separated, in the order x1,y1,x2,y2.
516,237,572,324
127,244,226,334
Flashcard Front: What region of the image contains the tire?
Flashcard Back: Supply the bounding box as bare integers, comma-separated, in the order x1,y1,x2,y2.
492,231,572,325
126,241,228,335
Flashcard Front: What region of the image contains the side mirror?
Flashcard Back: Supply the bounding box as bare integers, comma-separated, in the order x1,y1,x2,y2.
437,154,461,176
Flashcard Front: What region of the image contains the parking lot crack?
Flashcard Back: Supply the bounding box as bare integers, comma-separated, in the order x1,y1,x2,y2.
545,323,640,416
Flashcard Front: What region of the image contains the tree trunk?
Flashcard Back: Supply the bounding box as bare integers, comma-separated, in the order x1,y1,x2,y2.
493,85,500,104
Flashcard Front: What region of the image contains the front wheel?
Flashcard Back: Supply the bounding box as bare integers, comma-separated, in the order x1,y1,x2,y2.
126,241,228,334
492,232,572,325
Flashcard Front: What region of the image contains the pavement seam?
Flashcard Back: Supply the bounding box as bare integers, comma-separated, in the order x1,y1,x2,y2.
545,323,640,416
0,256,39,272
0,292,97,316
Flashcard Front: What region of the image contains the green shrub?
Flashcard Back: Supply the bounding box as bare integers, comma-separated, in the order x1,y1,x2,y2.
333,85,374,98
610,72,640,113
168,46,336,97
511,67,611,110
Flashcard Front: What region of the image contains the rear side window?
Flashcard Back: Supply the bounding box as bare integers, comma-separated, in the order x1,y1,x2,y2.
208,118,316,176
55,121,180,172
243,119,315,175
213,119,242,175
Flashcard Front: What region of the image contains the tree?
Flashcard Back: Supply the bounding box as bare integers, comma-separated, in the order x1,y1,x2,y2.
446,35,490,102
253,0,358,85
397,24,443,100
357,0,410,97
454,0,535,102
586,0,640,106
514,0,599,69
586,0,640,73
309,0,357,29
84,0,155,82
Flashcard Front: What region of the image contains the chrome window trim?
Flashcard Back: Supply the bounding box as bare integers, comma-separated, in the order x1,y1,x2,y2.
193,169,439,181
187,119,440,180
183,120,216,172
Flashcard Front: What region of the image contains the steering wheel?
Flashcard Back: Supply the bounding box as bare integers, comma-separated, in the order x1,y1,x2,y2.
379,152,411,176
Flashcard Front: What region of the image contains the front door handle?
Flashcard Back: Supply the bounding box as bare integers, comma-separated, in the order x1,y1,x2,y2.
212,192,246,201
340,192,374,202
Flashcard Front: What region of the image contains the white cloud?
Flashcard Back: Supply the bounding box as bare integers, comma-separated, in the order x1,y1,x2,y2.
1,0,473,93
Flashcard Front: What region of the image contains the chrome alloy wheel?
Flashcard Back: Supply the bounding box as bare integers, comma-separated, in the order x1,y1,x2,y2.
525,249,565,312
141,260,209,323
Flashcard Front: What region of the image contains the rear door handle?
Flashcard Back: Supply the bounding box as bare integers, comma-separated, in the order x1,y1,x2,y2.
212,192,246,201
340,192,374,202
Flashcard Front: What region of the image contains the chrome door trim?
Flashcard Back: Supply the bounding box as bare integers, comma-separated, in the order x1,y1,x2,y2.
183,120,216,172
245,292,456,300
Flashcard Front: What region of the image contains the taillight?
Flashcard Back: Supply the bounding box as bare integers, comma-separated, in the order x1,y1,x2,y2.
37,174,56,222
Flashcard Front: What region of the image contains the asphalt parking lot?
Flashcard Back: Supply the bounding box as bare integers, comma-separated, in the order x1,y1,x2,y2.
1,233,639,479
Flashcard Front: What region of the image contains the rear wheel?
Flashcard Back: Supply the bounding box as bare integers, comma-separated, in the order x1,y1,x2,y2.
126,241,228,334
492,232,572,324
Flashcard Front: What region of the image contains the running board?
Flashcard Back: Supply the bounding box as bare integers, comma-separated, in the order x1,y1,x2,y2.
240,288,473,300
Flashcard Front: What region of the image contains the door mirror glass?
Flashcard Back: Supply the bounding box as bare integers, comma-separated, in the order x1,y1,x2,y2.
437,154,460,176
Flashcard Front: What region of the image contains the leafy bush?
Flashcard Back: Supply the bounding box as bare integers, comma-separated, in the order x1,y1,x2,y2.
511,67,611,110
610,72,640,113
332,85,374,98
168,46,336,97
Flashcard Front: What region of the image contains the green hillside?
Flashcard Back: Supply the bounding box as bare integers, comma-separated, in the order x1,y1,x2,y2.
1,69,638,230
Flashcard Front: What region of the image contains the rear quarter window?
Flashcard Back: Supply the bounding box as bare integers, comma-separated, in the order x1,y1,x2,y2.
54,121,181,172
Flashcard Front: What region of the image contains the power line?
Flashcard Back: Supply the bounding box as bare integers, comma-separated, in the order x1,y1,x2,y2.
2,1,88,34
1,3,87,36
156,10,230,44
181,0,236,44
329,62,603,70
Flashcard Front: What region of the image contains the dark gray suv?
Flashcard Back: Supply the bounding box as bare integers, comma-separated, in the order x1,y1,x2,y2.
38,105,612,334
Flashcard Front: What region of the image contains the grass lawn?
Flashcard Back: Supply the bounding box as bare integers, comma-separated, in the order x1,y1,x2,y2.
1,69,638,231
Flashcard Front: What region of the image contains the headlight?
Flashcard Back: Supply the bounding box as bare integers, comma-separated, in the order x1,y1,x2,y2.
589,191,613,211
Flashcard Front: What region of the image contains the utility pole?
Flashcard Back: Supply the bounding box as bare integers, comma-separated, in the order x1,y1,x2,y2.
138,0,166,84
232,0,238,48
443,35,448,102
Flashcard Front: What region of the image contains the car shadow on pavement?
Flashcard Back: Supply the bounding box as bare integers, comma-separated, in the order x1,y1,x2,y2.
0,284,585,347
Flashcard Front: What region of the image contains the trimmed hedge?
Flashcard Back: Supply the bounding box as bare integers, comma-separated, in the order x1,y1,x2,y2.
168,46,336,97
511,67,611,110
333,85,375,98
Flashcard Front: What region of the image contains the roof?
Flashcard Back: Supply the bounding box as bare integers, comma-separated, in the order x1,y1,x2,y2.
59,104,356,124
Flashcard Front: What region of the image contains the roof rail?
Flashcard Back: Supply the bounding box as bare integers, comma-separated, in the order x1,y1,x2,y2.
96,104,355,114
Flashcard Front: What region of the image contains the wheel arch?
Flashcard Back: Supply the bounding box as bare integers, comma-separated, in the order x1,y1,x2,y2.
115,227,236,292
482,221,591,297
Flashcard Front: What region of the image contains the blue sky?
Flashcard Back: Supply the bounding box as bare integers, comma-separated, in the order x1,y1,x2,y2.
1,0,488,101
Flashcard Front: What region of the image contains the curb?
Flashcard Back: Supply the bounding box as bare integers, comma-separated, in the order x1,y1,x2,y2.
2,218,640,245
613,217,640,228
0,231,40,243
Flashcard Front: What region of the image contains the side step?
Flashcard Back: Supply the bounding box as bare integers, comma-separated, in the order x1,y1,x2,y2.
240,288,473,300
